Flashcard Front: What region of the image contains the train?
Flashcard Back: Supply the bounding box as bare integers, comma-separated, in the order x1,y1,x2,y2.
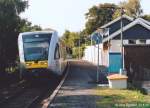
18,30,68,79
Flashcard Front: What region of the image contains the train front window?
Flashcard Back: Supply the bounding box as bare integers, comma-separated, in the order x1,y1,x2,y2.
23,33,51,61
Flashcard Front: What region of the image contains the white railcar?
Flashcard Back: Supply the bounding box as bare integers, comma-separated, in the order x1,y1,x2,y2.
18,30,67,79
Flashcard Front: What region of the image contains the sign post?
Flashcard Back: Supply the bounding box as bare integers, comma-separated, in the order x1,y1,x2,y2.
91,28,109,83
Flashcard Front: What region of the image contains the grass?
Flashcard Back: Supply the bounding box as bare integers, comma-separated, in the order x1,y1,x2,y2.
96,87,150,108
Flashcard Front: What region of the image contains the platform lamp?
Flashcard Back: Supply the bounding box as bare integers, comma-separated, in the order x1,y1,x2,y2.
120,7,126,75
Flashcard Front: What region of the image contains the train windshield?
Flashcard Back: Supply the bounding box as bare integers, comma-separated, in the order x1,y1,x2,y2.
23,33,52,61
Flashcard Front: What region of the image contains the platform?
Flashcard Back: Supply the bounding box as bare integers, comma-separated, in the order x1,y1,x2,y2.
49,60,107,108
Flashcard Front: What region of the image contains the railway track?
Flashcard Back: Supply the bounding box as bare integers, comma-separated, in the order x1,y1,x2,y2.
1,88,46,108
0,78,61,108
0,63,69,108
0,80,30,105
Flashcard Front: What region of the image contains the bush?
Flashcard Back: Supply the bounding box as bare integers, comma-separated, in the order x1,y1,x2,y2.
72,45,85,59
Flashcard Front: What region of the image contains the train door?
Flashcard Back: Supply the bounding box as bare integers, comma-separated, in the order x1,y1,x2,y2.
54,44,61,74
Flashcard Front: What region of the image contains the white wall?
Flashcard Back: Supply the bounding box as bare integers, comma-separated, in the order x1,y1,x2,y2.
146,39,150,44
110,40,121,52
102,49,109,66
83,45,103,65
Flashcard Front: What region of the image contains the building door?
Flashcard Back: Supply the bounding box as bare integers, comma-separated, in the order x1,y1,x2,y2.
109,52,121,73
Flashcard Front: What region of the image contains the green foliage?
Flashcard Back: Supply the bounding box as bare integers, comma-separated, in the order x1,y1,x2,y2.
0,0,29,73
142,15,150,21
83,3,117,35
0,0,42,74
112,9,122,19
124,0,142,17
20,19,42,32
61,30,86,58
72,45,85,59
96,87,150,108
62,30,80,48
113,0,143,19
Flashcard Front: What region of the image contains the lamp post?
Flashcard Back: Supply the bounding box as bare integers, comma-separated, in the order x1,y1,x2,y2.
120,7,125,74
93,5,125,74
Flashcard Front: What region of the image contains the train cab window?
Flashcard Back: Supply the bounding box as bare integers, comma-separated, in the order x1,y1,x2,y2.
54,44,60,59
23,33,51,61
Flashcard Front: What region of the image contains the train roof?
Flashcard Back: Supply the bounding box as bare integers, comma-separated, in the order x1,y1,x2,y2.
19,30,57,36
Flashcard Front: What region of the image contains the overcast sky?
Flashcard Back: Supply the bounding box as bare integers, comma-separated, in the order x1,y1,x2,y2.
21,0,150,35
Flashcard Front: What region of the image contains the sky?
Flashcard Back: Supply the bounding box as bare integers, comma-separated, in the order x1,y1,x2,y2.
21,0,150,36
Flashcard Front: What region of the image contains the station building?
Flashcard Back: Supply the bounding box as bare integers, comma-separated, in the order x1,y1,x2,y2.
83,15,150,82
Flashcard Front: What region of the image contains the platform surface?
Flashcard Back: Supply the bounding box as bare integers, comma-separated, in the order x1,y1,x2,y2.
49,60,107,108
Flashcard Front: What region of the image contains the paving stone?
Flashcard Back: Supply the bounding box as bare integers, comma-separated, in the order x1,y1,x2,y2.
49,61,106,108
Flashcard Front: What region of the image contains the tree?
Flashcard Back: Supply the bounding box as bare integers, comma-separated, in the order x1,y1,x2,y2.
61,30,85,58
61,30,71,47
62,30,80,48
142,15,150,21
20,19,42,32
83,3,117,35
0,0,28,74
113,0,143,19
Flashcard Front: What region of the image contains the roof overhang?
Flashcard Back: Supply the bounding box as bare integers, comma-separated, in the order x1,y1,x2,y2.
101,14,134,29
103,18,150,43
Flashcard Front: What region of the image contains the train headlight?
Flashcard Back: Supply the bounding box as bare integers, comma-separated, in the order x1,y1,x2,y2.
44,62,48,65
40,61,48,65
26,64,29,66
26,63,31,66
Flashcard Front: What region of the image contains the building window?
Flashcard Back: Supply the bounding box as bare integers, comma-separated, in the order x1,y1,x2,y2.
139,39,146,44
123,40,128,44
128,40,136,44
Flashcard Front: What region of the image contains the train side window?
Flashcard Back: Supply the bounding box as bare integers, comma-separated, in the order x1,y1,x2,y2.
54,44,60,59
